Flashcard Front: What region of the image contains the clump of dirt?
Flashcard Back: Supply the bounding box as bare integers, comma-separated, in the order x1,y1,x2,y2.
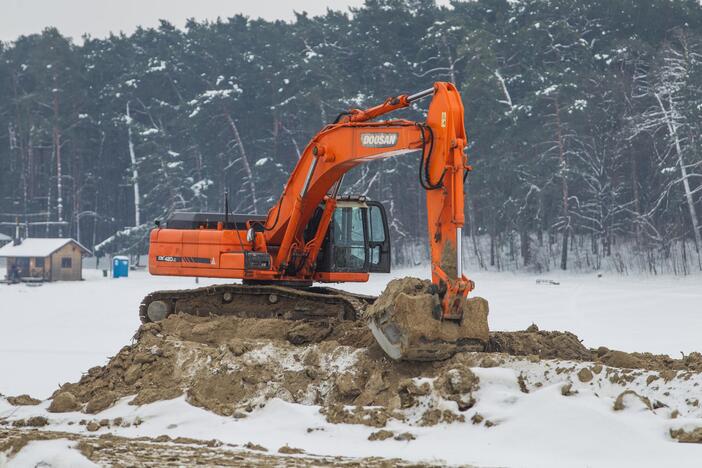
321,404,396,428
394,432,416,441
577,368,594,383
6,394,41,406
594,348,702,372
613,390,652,411
11,416,48,427
278,445,305,454
488,329,590,361
670,427,702,443
368,430,394,441
245,442,268,452
48,391,82,413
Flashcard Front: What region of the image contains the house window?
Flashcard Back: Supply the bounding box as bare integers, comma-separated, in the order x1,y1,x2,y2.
35,257,44,268
61,257,72,268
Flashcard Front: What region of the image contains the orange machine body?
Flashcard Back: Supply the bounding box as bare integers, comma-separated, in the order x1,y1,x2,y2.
149,82,474,318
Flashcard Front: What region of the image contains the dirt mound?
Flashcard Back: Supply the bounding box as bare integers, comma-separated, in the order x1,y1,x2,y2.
488,329,591,361
594,348,702,372
54,313,378,416
670,427,702,444
6,395,41,406
489,325,702,371
51,309,589,428
45,276,701,430
50,310,487,426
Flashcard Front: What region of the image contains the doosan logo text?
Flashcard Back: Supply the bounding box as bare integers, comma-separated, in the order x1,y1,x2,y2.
361,132,398,148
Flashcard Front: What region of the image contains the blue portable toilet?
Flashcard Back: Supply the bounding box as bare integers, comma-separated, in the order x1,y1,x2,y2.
112,256,129,278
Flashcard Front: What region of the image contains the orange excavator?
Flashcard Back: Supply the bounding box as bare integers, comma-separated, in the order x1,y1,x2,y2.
143,82,489,361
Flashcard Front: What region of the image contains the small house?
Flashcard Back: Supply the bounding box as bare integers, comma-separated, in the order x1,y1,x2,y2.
0,233,10,248
0,238,92,282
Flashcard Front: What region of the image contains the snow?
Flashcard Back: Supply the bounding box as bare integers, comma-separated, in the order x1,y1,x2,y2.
195,87,243,105
1,267,702,466
536,84,558,96
4,439,97,468
573,99,588,110
0,238,90,258
190,179,213,196
147,59,166,72
0,270,219,398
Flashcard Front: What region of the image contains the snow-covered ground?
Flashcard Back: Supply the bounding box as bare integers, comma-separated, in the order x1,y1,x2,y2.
1,267,701,467
1,267,701,398
2,439,96,468
3,354,702,467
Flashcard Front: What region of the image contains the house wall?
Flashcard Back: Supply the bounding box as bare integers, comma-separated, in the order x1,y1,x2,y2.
49,243,83,281
5,257,48,279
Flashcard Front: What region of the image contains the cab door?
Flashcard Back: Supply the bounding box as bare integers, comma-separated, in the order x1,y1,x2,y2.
328,204,369,272
367,201,391,273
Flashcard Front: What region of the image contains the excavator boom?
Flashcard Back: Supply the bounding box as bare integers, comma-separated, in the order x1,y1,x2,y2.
146,82,489,360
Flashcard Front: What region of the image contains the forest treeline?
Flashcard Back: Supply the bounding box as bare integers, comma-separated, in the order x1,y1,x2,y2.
1,0,702,274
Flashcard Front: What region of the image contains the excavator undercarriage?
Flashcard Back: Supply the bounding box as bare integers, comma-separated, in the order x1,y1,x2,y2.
140,284,373,324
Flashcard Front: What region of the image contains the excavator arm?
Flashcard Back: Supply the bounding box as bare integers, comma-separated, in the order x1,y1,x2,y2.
257,82,473,320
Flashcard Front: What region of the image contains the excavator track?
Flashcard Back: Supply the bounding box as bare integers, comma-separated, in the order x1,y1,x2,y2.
139,284,376,324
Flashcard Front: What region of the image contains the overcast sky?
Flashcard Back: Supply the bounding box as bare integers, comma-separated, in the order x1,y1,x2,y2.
2,0,448,43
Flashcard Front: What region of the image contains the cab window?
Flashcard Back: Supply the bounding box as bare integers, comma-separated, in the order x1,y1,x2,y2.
331,206,367,271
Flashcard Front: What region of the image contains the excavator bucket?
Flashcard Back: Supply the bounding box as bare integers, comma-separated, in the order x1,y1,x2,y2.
367,278,489,361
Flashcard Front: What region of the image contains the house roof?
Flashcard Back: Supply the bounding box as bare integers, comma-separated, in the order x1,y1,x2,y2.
0,233,10,242
0,238,92,258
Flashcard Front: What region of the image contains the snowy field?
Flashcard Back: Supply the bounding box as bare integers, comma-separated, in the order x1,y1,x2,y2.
1,266,701,398
1,267,701,467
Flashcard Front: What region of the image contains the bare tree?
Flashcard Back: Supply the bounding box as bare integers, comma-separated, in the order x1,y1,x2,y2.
126,101,142,227
630,31,702,267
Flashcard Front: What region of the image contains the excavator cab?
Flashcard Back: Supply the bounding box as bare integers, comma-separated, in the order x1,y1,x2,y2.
316,197,391,274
